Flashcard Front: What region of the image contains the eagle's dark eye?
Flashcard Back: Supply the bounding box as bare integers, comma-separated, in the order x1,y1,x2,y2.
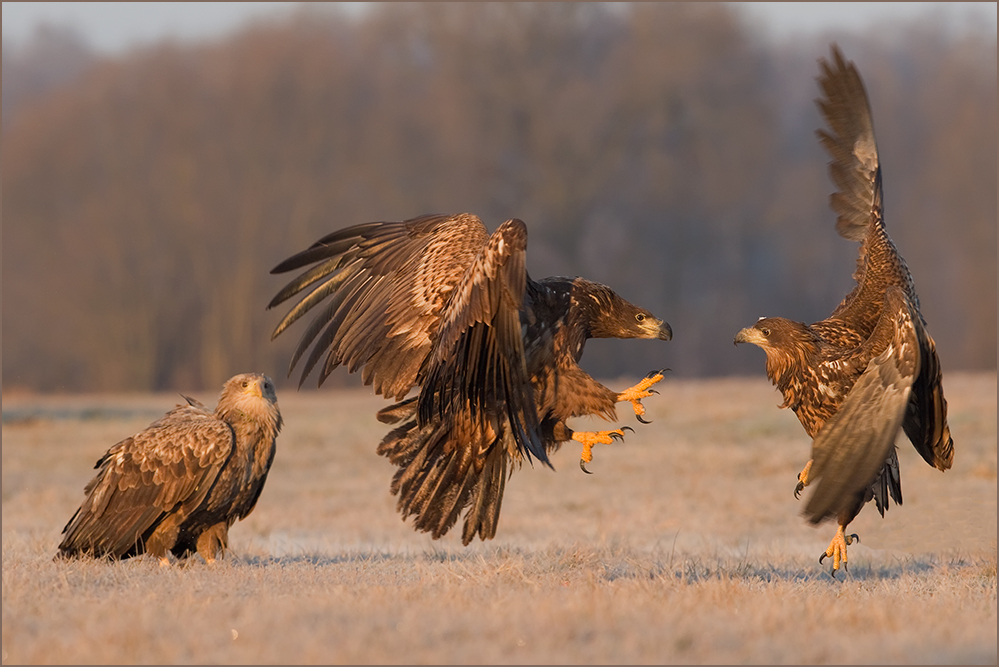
241,380,249,388
635,313,646,323
761,328,771,337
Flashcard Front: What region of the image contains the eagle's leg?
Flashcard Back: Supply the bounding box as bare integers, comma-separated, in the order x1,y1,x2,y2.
196,523,229,564
147,516,182,567
616,370,666,424
794,459,813,499
819,524,860,577
573,427,633,474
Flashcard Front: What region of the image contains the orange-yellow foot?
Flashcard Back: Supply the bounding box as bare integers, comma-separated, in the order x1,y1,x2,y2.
574,427,633,474
617,369,668,424
794,459,813,499
819,525,859,577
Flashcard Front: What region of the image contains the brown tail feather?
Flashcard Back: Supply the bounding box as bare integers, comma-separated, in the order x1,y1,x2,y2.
376,404,511,545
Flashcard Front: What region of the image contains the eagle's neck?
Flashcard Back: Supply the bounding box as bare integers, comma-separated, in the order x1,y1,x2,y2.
562,309,589,362
565,278,611,346
764,328,821,411
218,402,282,482
218,399,283,448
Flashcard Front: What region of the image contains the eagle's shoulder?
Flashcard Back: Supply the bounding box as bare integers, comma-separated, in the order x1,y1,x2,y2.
127,403,235,466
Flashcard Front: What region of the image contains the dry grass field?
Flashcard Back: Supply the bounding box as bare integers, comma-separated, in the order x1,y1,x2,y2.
3,373,995,664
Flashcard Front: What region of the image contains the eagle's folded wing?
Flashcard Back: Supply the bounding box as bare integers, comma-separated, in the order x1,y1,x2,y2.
804,287,920,524
59,406,233,557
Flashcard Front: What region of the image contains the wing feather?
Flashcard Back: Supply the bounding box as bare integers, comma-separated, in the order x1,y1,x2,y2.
269,213,490,398
815,45,880,244
295,274,378,387
269,221,388,274
269,258,362,340
902,319,954,471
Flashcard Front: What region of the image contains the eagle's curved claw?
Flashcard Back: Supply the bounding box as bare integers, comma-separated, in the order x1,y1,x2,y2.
618,371,666,424
573,428,630,476
819,529,859,577
820,551,853,578
795,460,812,500
610,426,634,442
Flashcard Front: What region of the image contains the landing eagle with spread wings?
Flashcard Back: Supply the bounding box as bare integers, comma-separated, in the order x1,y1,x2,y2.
735,46,954,575
58,373,282,563
269,213,671,544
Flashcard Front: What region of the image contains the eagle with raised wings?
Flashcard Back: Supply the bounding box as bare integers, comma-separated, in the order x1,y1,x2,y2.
735,46,954,575
58,373,282,563
269,213,671,544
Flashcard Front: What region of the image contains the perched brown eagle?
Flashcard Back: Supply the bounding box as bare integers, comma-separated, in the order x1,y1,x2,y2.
58,373,282,563
734,46,953,575
269,213,671,544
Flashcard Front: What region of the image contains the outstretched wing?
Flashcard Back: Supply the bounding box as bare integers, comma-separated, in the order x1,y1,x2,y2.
59,405,234,558
804,287,920,524
268,213,489,398
272,214,547,542
817,46,899,332
417,218,546,464
816,44,881,245
816,45,953,473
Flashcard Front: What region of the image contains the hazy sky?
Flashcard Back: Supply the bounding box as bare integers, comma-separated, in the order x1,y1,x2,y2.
3,2,996,54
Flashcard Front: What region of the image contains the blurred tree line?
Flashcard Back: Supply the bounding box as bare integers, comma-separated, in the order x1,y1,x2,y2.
3,3,996,392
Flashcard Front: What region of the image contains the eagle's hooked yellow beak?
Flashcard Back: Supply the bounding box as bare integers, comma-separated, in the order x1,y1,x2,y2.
645,318,672,341
246,379,263,398
657,319,672,341
734,327,767,347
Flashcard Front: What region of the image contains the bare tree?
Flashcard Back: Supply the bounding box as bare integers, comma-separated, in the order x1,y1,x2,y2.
2,4,994,391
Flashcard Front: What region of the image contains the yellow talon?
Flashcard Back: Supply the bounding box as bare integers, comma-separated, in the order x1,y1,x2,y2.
819,525,859,577
617,370,667,424
573,428,631,474
795,459,813,499
580,441,594,467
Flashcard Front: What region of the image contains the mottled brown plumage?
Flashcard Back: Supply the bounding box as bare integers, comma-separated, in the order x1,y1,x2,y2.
734,45,953,574
269,213,671,544
58,373,282,563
